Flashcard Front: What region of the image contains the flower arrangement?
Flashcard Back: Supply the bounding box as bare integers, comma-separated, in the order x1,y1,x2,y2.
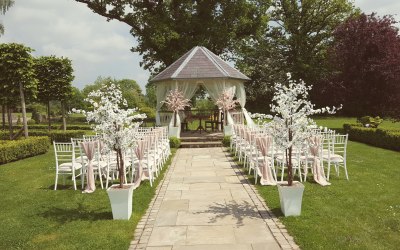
72,84,146,188
162,89,191,127
216,89,239,125
253,73,341,186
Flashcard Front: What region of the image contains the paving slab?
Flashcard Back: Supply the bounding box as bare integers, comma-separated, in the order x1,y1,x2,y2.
130,147,299,250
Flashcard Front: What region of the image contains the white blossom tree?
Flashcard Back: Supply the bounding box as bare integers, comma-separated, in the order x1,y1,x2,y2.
216,89,239,125
73,84,146,188
162,89,191,127
253,73,341,186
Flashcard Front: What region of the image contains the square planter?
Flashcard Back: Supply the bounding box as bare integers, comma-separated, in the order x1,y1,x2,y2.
107,184,134,220
169,126,180,138
277,181,305,217
224,125,232,136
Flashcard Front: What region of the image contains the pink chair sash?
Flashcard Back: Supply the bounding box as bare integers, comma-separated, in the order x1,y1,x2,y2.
256,136,276,186
81,141,97,193
308,136,331,186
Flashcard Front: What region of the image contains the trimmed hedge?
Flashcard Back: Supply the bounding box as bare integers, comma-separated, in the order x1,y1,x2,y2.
169,137,181,148
0,130,93,141
0,136,49,164
12,124,92,130
222,136,231,147
28,130,91,142
343,124,400,151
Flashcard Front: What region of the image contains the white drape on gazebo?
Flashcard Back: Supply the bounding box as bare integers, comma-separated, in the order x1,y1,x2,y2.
155,79,255,128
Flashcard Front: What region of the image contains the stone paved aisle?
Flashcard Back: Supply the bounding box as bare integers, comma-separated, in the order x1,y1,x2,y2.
130,148,299,250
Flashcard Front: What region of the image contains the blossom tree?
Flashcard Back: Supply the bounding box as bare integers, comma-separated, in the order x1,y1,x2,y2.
73,84,146,188
162,89,191,127
254,73,341,186
216,89,239,125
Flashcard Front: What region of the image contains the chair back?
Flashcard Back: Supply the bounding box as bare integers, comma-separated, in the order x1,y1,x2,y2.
53,142,74,166
332,134,348,157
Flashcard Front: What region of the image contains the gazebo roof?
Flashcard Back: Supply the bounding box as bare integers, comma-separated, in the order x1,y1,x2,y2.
150,46,250,83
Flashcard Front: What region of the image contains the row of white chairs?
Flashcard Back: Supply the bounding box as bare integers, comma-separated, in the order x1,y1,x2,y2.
53,127,171,190
230,124,349,184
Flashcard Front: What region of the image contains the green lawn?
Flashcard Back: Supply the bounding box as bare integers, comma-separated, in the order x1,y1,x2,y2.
233,116,400,249
313,116,400,131
0,147,176,249
252,141,400,249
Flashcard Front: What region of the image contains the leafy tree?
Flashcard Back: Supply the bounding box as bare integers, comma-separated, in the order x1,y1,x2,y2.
35,56,74,131
145,81,157,108
83,77,145,109
0,43,37,138
271,0,356,82
327,13,400,117
237,0,356,112
75,0,270,73
65,86,85,111
0,0,14,36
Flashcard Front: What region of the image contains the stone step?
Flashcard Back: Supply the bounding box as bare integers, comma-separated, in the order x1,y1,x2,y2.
181,136,223,142
180,141,223,148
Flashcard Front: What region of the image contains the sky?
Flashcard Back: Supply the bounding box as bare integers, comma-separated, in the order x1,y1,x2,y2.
1,0,399,92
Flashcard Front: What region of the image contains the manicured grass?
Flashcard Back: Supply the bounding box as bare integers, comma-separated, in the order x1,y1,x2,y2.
0,147,176,249
313,116,400,131
232,141,400,249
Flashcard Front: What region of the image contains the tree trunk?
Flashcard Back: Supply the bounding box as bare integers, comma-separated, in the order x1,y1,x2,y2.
117,149,125,188
61,101,66,131
47,101,51,131
19,82,28,138
174,111,177,127
7,106,13,140
287,128,293,186
1,104,5,130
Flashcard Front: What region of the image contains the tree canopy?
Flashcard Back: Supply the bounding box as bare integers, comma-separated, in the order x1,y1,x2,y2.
236,0,356,111
0,43,37,137
327,13,400,117
35,55,74,129
82,77,145,109
75,0,270,73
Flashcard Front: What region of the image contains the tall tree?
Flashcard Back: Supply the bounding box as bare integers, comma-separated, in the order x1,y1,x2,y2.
83,77,145,109
237,0,356,112
327,13,400,117
35,56,74,131
0,0,14,36
0,43,37,138
75,0,270,73
271,0,356,83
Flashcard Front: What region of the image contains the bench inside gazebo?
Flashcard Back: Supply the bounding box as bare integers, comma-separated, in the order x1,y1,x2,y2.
150,46,255,145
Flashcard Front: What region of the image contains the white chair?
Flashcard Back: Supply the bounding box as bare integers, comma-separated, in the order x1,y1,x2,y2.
324,134,349,180
276,146,303,182
71,138,87,189
53,142,83,190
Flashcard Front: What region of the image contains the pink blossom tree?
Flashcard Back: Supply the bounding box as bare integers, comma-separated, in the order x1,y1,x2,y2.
163,89,191,127
216,90,239,125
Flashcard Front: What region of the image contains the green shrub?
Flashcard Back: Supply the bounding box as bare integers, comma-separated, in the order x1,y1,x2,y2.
28,130,91,142
357,116,383,128
0,129,93,141
12,124,92,130
222,136,231,147
67,116,87,123
0,130,8,140
343,124,400,151
0,137,49,164
169,137,181,148
139,106,156,119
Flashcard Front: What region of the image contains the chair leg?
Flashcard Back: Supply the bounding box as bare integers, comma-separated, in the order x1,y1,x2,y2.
54,172,58,190
72,171,77,190
98,166,104,189
344,162,349,180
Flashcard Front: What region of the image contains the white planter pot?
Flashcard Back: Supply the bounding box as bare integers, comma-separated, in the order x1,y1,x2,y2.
169,126,180,138
224,125,232,136
107,184,134,220
277,181,305,217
